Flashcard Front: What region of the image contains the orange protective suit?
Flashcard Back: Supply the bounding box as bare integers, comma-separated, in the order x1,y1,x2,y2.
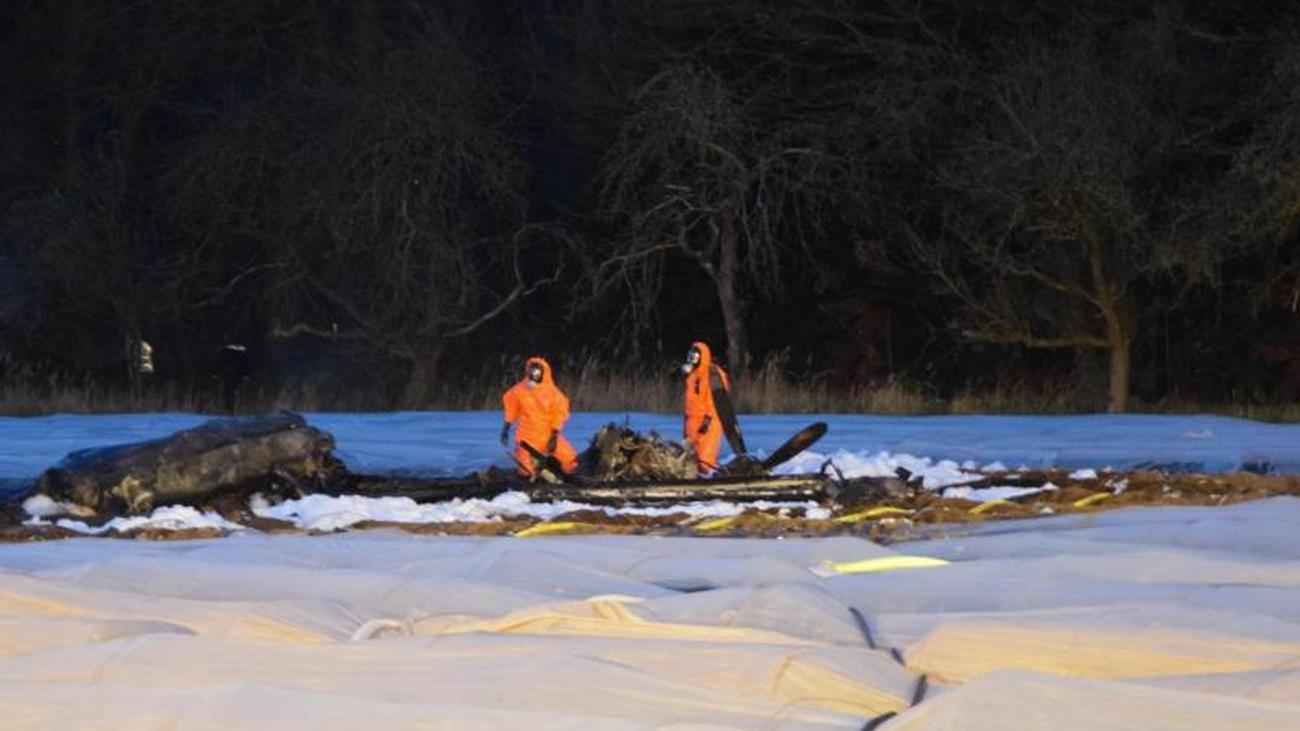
683,341,730,473
502,356,579,477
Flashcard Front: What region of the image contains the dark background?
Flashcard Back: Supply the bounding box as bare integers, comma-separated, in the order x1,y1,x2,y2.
1,0,1298,413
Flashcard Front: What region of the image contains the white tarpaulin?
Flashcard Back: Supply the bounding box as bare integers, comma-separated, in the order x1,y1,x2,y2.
0,499,1297,728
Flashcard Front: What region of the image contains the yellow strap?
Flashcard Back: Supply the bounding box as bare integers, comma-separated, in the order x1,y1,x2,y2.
833,506,912,523
968,498,1013,514
693,512,775,533
819,555,949,575
1072,492,1111,508
514,521,593,537
693,516,738,532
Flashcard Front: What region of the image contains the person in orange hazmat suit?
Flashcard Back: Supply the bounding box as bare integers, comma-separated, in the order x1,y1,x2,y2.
681,341,731,473
500,356,579,477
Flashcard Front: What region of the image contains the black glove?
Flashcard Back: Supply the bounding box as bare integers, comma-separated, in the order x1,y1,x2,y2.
697,415,713,435
546,430,559,454
499,423,511,446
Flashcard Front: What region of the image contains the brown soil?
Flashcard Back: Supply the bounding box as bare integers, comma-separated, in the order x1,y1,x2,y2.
2,468,1297,543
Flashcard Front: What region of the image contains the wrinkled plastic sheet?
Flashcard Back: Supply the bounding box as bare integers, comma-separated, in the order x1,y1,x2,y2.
0,499,1296,728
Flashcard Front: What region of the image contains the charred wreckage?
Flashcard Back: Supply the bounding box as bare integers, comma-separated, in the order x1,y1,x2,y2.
20,412,910,522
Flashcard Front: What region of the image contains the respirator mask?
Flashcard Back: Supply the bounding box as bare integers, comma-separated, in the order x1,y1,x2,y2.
681,347,702,375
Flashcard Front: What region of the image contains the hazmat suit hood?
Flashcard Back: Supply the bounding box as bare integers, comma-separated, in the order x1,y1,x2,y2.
683,342,713,375
524,356,554,387
684,340,730,401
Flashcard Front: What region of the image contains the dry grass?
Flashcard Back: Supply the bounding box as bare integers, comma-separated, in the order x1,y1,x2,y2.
0,377,204,415
3,356,1298,421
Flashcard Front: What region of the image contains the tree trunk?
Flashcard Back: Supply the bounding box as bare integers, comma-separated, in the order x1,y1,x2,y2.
1107,336,1131,413
715,212,749,371
61,0,84,179
1087,240,1134,413
351,0,377,72
1101,295,1136,413
400,339,445,408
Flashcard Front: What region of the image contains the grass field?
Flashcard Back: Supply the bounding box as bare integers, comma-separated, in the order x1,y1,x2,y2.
4,357,1298,422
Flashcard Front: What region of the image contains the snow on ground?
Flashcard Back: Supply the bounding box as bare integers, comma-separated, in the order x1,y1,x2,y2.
774,448,982,488
0,498,1296,729
23,494,246,535
54,506,245,535
24,490,833,536
252,491,830,532
940,484,1058,502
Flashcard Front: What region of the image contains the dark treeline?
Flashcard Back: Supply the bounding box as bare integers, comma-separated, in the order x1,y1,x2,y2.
1,0,1298,413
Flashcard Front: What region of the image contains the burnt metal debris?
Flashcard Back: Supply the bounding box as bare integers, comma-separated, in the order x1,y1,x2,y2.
22,413,853,518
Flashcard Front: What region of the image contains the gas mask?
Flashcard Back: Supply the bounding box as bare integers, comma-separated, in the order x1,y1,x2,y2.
527,364,544,384
681,347,702,375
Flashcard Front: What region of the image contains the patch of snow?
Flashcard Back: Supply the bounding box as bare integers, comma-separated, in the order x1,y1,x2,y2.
54,505,245,535
777,449,982,489
21,494,58,517
22,494,68,517
942,485,1054,502
247,492,272,513
254,491,830,532
1068,468,1099,480
22,494,94,524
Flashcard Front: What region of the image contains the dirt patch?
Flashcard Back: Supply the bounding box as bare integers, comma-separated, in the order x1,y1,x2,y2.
3,468,1299,543
240,515,301,533
127,526,230,541
0,522,78,543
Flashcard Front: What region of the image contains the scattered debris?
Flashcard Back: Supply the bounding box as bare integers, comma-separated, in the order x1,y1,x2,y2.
6,415,1300,542
29,412,343,516
581,423,698,480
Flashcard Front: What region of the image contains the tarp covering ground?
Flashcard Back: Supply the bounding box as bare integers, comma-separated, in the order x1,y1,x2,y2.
4,412,1300,496
0,498,1297,729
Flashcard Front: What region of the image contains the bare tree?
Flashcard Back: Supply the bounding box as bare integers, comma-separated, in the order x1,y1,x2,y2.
591,63,837,371
909,11,1233,412
164,8,547,405
571,0,951,372
0,0,243,373
1237,19,1300,312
